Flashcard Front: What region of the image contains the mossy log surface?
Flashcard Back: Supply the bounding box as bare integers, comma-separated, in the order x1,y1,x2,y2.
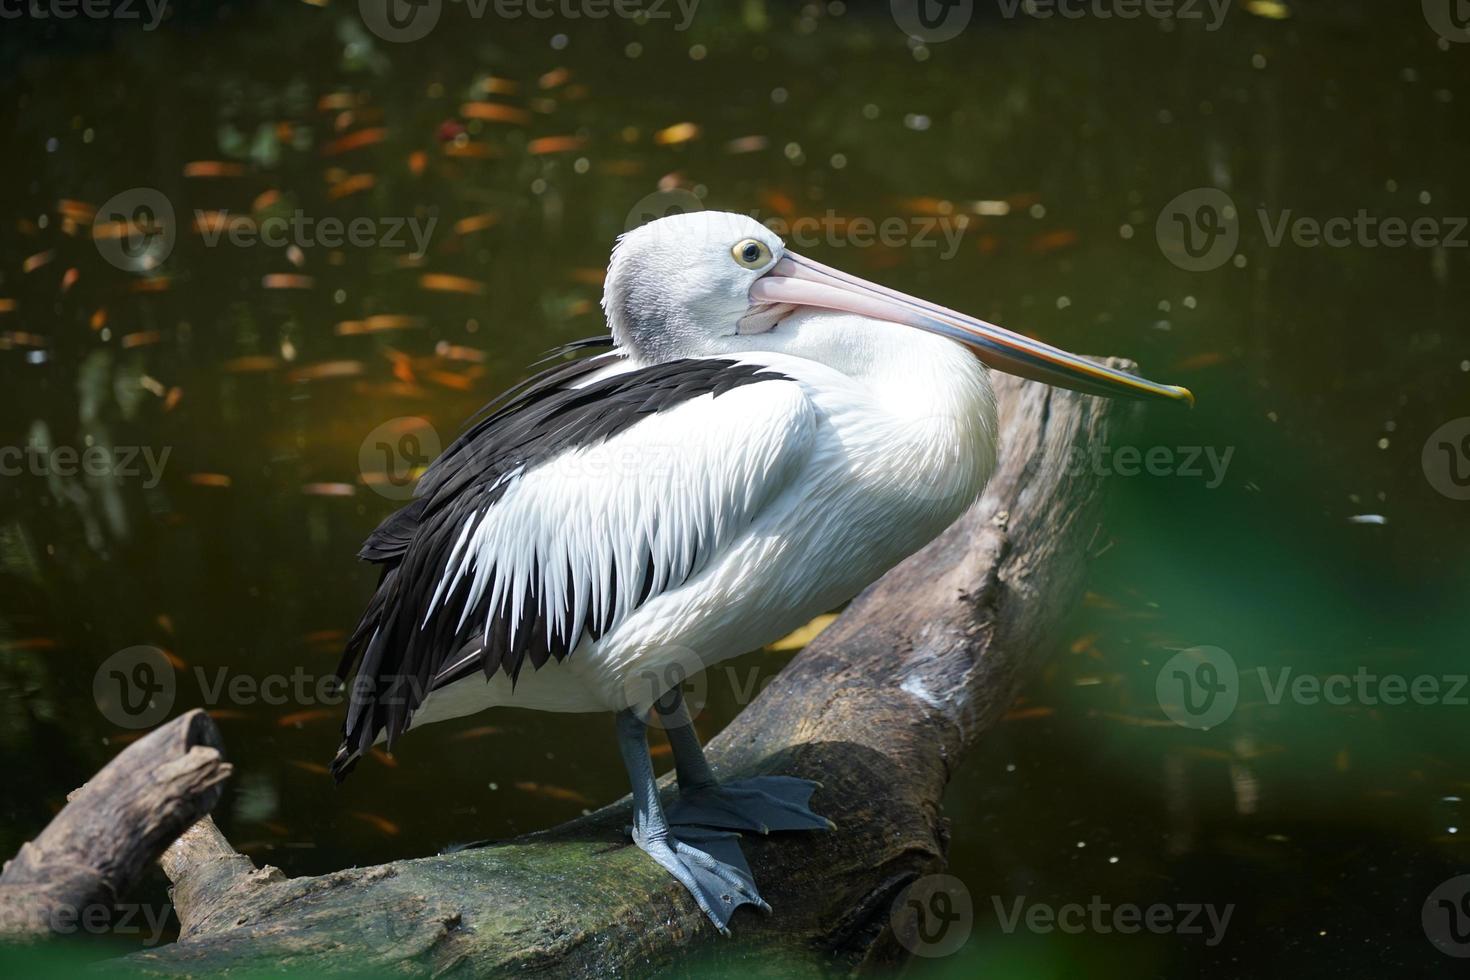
119,366,1140,977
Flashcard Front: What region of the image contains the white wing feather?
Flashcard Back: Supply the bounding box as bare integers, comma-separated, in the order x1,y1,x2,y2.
429,377,817,679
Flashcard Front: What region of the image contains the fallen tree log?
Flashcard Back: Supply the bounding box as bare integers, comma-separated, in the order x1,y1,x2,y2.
0,710,231,941
122,365,1140,976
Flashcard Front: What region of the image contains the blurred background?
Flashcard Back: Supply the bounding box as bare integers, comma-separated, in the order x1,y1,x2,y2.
1,0,1468,975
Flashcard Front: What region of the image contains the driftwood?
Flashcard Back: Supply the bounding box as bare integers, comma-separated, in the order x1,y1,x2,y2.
0,710,231,941
113,365,1139,975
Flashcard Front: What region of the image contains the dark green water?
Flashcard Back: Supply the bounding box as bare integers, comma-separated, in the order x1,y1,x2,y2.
1,1,1467,975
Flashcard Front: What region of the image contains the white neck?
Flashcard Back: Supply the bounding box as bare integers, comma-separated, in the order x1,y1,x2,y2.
722,310,1000,516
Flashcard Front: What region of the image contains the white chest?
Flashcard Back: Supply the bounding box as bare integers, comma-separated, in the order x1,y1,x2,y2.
595,335,998,705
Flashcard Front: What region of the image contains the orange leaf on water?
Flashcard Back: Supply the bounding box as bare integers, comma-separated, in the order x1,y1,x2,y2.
301,483,356,497
450,725,504,741
335,315,425,335
327,174,375,200
121,330,162,349
350,812,401,836
654,122,700,146
220,355,281,373
419,273,486,296
322,127,388,156
183,161,246,178
454,213,500,235
287,360,364,383
479,76,519,95
57,199,97,223
514,781,593,806
1028,229,1080,254
262,274,316,290
23,250,55,273
459,102,531,125
725,135,769,154
528,135,585,155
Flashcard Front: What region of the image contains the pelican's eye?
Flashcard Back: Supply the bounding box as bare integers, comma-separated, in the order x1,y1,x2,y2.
731,238,771,269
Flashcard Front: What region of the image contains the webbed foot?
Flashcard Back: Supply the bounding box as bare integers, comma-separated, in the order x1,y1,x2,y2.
667,775,834,835
632,825,770,934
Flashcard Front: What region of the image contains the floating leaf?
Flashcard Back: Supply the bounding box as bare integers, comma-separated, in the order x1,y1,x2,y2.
322,127,388,156
527,135,586,155
183,161,247,178
454,213,500,235
420,273,486,295
725,135,769,154
57,199,97,223
350,811,401,836
768,613,838,651
221,355,281,373
1245,0,1290,19
287,360,364,382
654,122,700,146
301,483,356,497
121,330,162,349
327,173,375,200
514,781,593,805
262,273,316,290
479,76,519,95
335,315,425,335
459,102,531,125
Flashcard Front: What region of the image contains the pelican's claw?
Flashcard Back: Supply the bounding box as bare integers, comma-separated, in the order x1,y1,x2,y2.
633,825,769,933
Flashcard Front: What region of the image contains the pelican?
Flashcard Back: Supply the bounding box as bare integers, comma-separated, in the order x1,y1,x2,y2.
331,210,1192,932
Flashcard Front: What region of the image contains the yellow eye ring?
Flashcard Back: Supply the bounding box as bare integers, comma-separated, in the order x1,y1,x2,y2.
731,238,772,269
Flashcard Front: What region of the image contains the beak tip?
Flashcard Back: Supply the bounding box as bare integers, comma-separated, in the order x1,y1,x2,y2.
1171,385,1197,409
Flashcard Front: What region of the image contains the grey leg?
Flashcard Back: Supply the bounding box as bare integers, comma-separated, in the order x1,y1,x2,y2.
655,689,835,835
655,686,717,791
615,708,768,934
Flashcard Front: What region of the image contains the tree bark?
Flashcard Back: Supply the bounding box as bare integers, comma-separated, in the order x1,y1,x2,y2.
117,366,1140,976
0,709,231,941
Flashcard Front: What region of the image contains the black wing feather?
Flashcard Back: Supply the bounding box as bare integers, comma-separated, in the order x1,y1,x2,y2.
331,337,785,779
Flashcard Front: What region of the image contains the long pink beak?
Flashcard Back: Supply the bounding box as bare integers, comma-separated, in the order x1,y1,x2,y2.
748,253,1194,406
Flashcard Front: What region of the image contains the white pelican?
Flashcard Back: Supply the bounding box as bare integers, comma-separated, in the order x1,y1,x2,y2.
331,211,1192,932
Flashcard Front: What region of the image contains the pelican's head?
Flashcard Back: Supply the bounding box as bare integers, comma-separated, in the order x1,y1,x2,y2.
603,209,1194,406
603,211,784,363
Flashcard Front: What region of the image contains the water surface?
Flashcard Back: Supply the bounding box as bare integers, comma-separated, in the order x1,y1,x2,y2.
1,2,1467,975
